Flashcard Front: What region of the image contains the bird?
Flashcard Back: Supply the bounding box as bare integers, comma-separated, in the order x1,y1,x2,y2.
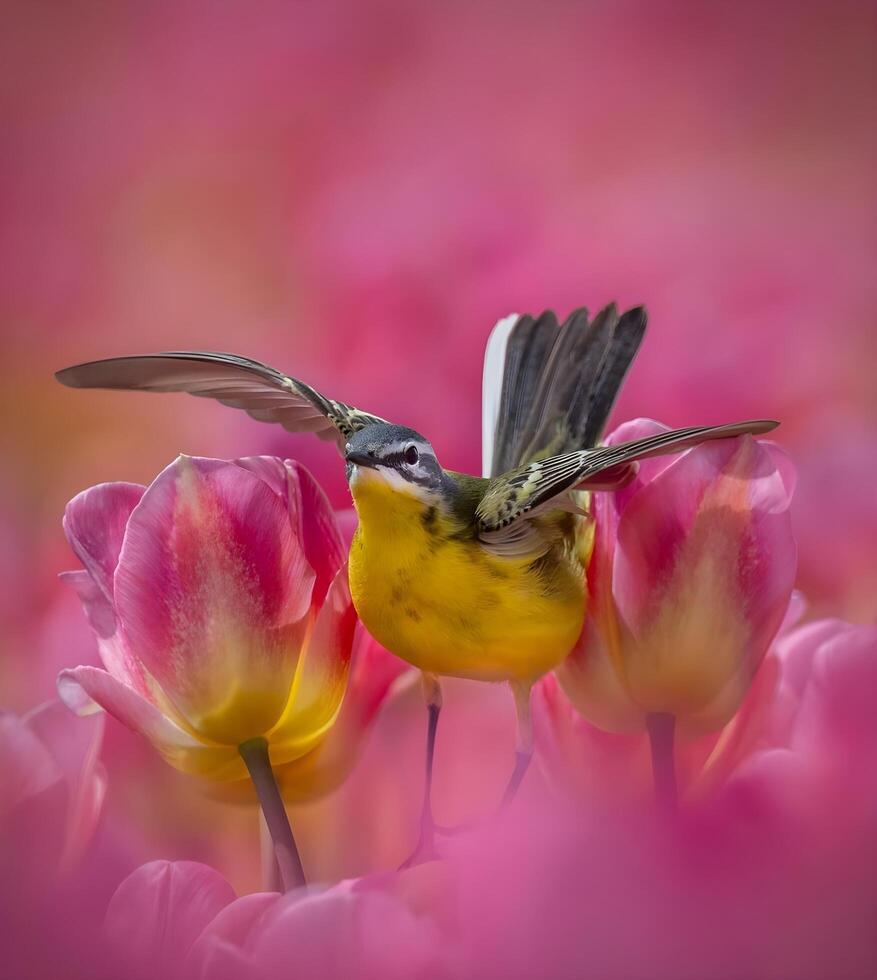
55,303,777,864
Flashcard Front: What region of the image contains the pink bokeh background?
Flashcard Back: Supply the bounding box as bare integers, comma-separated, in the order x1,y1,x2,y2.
1,0,875,921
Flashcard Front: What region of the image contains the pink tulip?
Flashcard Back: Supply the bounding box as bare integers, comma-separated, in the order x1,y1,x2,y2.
557,418,796,735
58,456,356,783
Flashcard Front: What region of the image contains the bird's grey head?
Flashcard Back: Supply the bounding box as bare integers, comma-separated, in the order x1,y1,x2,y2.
344,424,444,494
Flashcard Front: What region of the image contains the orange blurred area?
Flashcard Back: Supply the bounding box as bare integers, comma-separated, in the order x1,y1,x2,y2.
1,0,875,892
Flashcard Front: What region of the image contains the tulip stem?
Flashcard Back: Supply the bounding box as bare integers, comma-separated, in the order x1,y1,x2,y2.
258,811,283,892
239,737,306,891
646,712,678,816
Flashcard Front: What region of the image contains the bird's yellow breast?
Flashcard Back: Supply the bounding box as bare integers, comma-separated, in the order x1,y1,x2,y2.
347,469,588,682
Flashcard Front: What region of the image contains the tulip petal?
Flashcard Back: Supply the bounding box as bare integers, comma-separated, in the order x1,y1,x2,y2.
23,699,106,867
274,631,408,801
0,713,68,883
556,619,644,734
773,618,854,701
534,674,650,800
792,624,877,759
248,885,443,980
59,569,146,692
57,666,242,778
613,436,796,726
234,457,346,607
285,460,347,607
335,507,359,550
104,860,236,976
58,665,193,743
186,892,279,980
269,566,356,764
114,456,315,743
605,418,677,512
0,712,62,820
63,482,145,604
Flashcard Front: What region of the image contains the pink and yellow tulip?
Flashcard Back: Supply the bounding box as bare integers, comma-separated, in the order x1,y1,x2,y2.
58,455,357,783
558,418,797,735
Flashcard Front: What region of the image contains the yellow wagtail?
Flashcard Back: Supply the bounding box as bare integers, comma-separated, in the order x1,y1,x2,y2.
56,303,776,863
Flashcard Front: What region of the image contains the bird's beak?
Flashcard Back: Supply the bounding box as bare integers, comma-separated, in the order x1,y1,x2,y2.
345,450,378,469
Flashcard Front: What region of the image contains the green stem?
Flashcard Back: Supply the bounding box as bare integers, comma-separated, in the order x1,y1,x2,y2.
646,712,678,816
239,737,306,890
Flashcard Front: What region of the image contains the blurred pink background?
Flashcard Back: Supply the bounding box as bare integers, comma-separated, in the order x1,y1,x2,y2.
2,0,875,896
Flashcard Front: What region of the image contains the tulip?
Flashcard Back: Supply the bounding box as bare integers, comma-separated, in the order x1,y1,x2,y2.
557,419,796,808
58,455,357,888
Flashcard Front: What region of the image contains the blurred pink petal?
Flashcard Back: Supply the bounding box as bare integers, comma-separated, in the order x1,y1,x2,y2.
104,860,237,979
1,699,106,885
22,700,106,868
447,787,877,979
177,867,450,980
0,712,61,821
186,891,279,972
792,624,877,765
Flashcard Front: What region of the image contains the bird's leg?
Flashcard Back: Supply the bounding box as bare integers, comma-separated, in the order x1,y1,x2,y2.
500,679,534,808
399,672,443,869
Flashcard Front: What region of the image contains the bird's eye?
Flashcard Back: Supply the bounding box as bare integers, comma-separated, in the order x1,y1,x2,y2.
404,445,419,465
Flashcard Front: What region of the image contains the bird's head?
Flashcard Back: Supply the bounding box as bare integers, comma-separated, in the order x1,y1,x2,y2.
344,424,446,502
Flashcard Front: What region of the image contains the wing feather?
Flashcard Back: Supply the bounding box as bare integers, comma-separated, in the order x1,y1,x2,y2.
477,419,779,553
55,351,388,449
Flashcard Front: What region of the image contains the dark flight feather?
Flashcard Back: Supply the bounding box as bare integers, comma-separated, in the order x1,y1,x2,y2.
483,304,647,478
55,351,388,449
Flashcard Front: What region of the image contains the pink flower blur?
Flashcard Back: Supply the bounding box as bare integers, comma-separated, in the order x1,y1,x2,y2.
103,860,448,980
0,699,105,884
558,419,796,734
58,456,358,782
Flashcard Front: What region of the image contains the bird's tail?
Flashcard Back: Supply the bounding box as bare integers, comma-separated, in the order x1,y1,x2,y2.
481,304,647,477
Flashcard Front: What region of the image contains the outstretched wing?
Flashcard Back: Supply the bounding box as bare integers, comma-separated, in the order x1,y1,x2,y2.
476,419,779,556
55,351,389,449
